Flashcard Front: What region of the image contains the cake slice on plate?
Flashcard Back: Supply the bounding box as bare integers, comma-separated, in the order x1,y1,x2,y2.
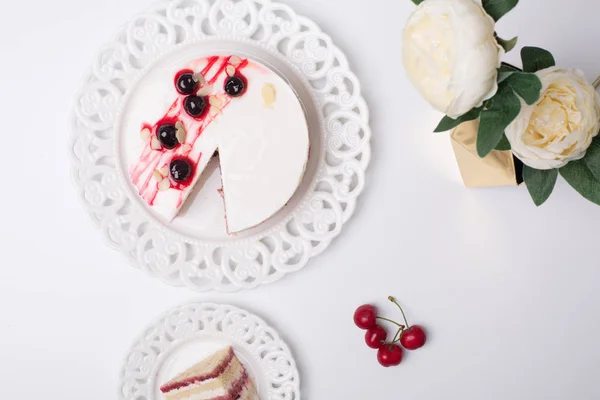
160,346,259,400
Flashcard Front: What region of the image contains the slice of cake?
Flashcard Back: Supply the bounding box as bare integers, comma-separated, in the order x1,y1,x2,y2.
160,346,259,400
129,54,310,233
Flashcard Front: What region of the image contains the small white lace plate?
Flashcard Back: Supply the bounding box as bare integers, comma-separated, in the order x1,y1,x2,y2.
119,303,300,399
69,0,371,292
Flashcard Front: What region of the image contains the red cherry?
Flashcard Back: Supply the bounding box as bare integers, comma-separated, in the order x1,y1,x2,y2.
377,344,403,367
400,325,427,350
354,304,377,330
365,325,387,349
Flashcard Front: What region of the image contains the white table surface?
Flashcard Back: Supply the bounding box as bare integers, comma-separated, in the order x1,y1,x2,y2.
3,0,600,398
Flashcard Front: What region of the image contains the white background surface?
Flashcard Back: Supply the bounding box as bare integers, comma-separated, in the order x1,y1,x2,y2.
2,0,600,399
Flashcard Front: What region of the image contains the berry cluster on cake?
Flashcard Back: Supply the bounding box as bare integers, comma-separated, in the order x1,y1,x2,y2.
129,54,310,233
160,346,259,400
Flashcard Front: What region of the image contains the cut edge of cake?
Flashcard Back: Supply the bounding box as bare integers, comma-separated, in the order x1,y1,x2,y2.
160,346,259,400
160,347,234,393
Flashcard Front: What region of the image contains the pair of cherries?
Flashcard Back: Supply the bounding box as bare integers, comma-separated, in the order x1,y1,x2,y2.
354,297,426,367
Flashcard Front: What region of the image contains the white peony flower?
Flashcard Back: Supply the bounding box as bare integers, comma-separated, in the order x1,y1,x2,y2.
403,0,503,118
505,67,600,170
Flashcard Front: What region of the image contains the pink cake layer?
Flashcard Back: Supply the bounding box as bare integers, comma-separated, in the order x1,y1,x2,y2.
208,370,249,400
160,347,235,393
233,377,258,400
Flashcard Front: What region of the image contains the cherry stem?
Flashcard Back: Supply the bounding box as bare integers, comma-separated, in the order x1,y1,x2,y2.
388,296,410,328
386,327,403,350
377,316,404,328
391,327,402,343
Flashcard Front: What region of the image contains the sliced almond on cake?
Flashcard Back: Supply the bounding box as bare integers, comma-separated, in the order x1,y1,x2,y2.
150,137,161,150
140,128,151,141
229,55,242,66
176,128,186,144
158,179,171,191
193,73,206,85
153,170,164,182
196,84,213,96
226,65,236,77
209,96,223,108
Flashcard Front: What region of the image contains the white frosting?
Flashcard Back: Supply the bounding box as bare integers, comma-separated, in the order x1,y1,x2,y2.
127,55,309,233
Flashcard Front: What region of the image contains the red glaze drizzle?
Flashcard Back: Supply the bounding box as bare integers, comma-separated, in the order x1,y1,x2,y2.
130,56,248,207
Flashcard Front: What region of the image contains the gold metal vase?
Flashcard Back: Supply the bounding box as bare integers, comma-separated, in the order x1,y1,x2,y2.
451,120,523,188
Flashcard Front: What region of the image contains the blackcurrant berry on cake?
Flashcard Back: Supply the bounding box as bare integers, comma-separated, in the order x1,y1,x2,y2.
157,124,180,149
170,158,193,183
184,95,208,117
225,76,246,97
175,72,198,95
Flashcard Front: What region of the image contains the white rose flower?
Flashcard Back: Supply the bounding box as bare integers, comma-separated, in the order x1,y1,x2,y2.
505,67,600,170
403,0,503,118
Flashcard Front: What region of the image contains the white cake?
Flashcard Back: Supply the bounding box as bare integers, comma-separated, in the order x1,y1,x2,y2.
128,55,309,233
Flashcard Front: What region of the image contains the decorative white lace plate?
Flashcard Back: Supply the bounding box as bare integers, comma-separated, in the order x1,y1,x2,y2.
119,303,300,399
69,0,371,292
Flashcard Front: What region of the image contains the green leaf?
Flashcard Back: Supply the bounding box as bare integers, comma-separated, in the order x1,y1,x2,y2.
434,107,483,133
505,73,542,105
579,137,600,181
412,0,424,4
482,0,519,21
495,35,518,53
495,134,512,151
560,160,600,206
521,46,556,73
477,85,521,157
523,166,558,206
500,62,521,72
497,63,522,83
498,70,515,84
